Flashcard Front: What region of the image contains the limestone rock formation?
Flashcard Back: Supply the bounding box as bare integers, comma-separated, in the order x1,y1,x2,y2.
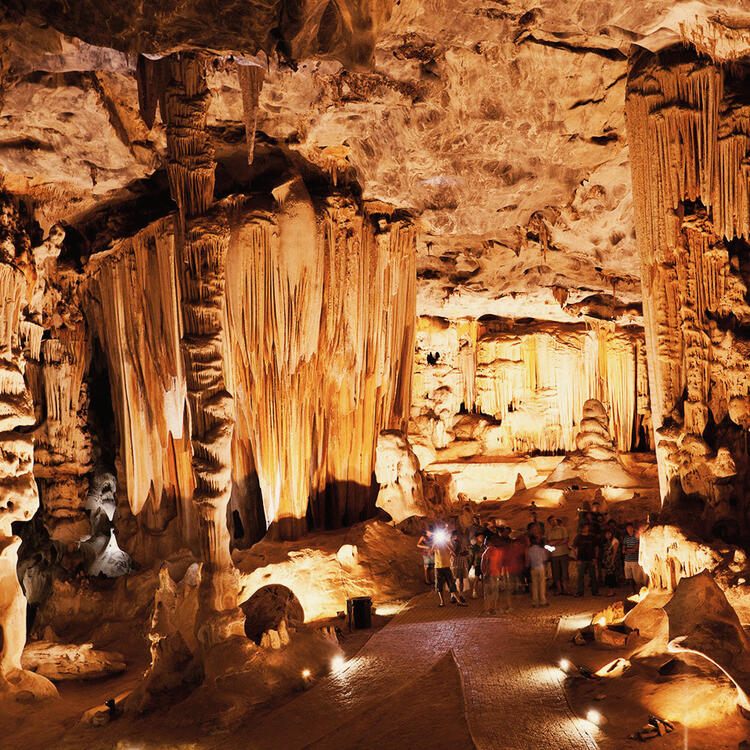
575,399,617,462
0,193,56,700
626,44,750,540
664,571,750,714
375,429,429,524
21,640,126,681
412,317,652,456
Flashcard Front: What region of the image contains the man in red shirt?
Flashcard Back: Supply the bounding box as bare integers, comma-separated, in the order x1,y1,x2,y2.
481,536,504,615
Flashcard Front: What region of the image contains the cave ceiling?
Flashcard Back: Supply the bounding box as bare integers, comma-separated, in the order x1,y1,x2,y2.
1,1,749,323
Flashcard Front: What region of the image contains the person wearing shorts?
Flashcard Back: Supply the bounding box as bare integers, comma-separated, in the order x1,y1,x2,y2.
432,526,466,607
417,525,434,584
623,522,645,592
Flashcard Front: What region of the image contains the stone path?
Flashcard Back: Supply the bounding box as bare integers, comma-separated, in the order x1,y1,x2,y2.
225,592,600,750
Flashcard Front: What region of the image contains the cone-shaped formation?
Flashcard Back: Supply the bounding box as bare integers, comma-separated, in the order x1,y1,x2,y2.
237,62,265,166
575,399,617,461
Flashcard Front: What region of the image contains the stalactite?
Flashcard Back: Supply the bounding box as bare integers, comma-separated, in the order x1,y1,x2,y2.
135,54,170,131
83,218,186,518
456,320,478,411
225,193,416,540
469,323,641,453
626,47,750,527
237,62,265,166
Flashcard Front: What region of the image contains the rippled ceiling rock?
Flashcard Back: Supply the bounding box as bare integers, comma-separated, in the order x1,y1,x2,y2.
1,0,749,322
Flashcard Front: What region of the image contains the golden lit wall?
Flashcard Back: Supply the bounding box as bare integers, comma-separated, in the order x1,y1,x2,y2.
83,189,415,542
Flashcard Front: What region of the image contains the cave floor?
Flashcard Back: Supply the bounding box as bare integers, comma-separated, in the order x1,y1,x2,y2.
17,586,742,749
221,589,600,750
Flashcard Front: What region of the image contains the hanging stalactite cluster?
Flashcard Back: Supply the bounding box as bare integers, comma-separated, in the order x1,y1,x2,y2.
413,316,649,455
626,46,750,529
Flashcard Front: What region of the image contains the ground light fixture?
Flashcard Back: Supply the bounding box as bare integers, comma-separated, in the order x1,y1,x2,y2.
559,658,571,673
301,669,311,679
586,709,603,726
331,655,346,672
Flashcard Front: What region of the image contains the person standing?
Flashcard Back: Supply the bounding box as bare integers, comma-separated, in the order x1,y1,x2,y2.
527,536,549,607
623,522,645,593
526,511,545,540
481,535,503,615
573,522,599,596
433,526,466,607
417,525,434,584
601,528,620,596
497,532,513,613
450,529,470,602
547,517,570,595
468,513,485,544
470,530,485,599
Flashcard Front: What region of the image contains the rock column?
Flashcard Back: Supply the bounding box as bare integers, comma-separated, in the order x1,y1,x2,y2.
163,52,241,643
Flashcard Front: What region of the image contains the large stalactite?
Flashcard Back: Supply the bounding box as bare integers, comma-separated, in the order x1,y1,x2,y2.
225,190,416,539
626,46,750,543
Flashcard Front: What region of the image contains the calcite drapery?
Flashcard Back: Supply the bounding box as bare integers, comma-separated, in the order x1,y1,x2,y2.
626,46,750,535
83,189,416,550
413,316,650,454
225,192,416,539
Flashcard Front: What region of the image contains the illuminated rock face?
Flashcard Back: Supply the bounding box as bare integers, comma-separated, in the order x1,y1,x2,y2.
82,192,415,548
626,46,750,538
412,316,651,455
0,193,55,698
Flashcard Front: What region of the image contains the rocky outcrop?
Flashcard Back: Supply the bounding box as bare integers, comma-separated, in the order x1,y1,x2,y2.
375,430,429,524
664,571,750,714
21,640,126,681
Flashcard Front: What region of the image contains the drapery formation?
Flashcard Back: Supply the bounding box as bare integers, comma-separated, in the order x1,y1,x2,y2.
626,46,750,531
226,191,416,538
413,316,649,454
82,191,415,544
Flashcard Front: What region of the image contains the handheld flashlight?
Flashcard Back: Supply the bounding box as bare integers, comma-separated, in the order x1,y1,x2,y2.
433,528,450,545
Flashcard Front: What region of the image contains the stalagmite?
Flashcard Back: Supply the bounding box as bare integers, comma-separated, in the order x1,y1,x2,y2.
374,430,428,524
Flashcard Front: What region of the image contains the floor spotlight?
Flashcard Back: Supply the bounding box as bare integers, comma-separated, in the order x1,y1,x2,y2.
586,708,602,726
331,655,346,672
559,658,571,673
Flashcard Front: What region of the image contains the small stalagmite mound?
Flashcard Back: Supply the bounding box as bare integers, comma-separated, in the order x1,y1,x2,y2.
575,399,618,461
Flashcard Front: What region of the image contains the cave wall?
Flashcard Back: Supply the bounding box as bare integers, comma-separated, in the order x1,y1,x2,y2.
412,315,650,455
625,46,750,540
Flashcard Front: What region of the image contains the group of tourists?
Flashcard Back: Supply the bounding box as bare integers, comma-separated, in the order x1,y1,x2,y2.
418,501,649,613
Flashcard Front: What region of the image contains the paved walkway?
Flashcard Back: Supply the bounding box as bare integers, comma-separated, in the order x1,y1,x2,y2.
227,592,600,750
